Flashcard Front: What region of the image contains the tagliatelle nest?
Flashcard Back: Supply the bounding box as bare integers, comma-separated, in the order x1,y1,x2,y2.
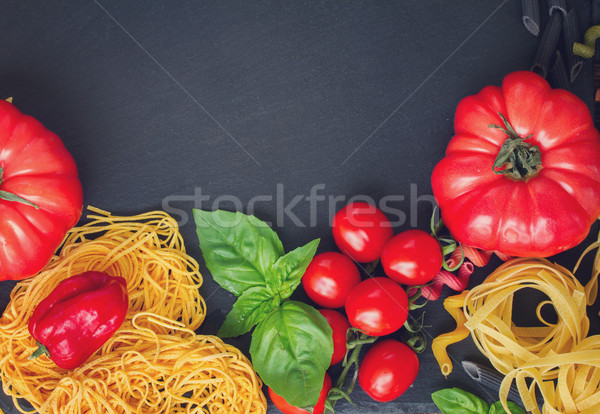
433,244,600,414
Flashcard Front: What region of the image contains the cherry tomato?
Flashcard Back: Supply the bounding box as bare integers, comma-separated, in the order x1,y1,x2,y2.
381,229,443,286
332,202,393,263
268,373,332,414
344,277,408,336
302,252,361,309
319,309,350,365
358,339,419,402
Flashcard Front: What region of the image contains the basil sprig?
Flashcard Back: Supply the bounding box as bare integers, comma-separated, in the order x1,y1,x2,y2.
432,388,525,414
194,209,332,409
251,301,333,407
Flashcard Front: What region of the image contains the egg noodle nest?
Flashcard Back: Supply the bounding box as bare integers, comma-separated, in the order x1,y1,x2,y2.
0,206,267,414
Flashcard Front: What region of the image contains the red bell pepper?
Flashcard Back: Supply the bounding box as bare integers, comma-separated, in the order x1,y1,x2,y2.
28,271,129,370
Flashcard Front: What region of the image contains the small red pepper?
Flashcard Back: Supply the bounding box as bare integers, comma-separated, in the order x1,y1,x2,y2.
28,271,129,370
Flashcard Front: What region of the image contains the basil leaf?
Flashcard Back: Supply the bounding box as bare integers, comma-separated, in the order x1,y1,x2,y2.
218,286,281,338
267,238,320,298
250,301,333,408
193,209,284,296
489,401,526,414
432,388,489,414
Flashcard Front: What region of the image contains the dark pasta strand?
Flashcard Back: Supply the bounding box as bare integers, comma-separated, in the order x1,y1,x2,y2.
548,50,570,90
547,0,567,16
562,9,583,82
531,11,563,78
521,0,541,36
462,361,523,405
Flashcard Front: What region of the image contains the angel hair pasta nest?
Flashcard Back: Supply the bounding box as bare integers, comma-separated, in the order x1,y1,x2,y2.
0,206,267,414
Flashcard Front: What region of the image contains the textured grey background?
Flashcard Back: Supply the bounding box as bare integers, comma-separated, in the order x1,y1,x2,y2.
0,1,597,413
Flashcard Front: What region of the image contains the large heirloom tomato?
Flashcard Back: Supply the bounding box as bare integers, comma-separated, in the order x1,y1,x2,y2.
0,100,83,279
432,71,600,257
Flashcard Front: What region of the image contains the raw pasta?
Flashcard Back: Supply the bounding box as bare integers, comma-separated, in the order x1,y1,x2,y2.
0,207,267,414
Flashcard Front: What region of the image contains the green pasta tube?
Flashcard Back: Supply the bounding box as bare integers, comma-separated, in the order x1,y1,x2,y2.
573,25,600,59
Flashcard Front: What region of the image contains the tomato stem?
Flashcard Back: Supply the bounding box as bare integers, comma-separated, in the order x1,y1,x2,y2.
407,287,429,310
0,167,39,209
325,329,376,413
430,207,464,271
363,259,379,276
489,113,542,180
403,312,429,353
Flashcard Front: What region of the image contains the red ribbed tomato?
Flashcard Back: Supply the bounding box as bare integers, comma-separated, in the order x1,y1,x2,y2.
0,100,83,279
432,71,600,257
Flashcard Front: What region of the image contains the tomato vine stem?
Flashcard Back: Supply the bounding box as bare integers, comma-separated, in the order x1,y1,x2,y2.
430,207,463,271
489,113,542,180
324,328,376,413
0,167,39,209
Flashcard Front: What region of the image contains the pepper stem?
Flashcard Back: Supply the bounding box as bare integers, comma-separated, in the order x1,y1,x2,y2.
0,167,39,209
489,113,542,180
28,342,51,360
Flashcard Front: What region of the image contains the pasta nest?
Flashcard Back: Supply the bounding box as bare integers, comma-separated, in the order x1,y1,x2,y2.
0,207,267,414
433,246,600,414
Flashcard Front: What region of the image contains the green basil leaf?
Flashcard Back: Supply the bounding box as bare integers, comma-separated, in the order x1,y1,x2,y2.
193,209,284,296
218,286,281,338
489,401,526,414
250,301,333,408
431,388,489,414
267,238,320,298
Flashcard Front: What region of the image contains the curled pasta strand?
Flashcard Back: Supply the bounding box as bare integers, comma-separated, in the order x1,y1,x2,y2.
409,262,474,301
432,291,470,377
573,25,600,59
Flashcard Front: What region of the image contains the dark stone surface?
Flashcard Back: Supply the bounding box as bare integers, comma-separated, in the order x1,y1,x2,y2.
0,1,596,413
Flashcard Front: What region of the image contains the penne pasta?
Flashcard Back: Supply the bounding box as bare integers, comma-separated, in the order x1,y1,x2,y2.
521,0,541,36
562,9,583,82
547,0,567,16
462,360,523,405
531,11,563,78
549,50,571,90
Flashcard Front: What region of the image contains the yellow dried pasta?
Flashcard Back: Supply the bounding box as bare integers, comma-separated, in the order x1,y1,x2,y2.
0,207,267,414
432,254,600,414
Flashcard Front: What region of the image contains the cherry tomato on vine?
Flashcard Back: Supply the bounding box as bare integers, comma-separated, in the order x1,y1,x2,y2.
302,252,361,309
332,202,393,263
381,229,443,286
268,373,332,414
344,277,408,336
358,339,419,402
318,309,350,365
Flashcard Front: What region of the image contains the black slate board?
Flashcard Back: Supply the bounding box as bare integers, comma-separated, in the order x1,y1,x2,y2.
0,1,597,413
